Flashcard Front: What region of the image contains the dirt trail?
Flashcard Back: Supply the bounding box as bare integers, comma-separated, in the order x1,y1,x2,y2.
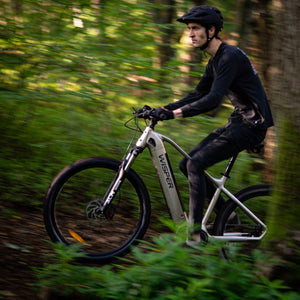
0,205,54,299
0,204,159,299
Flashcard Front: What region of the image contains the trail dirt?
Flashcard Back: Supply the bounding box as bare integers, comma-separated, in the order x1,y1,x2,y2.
0,203,159,299
0,205,52,299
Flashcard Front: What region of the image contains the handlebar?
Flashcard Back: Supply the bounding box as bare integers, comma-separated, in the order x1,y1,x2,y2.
134,105,158,128
135,105,155,119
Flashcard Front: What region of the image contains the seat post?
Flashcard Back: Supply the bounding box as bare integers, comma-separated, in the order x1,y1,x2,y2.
223,154,238,178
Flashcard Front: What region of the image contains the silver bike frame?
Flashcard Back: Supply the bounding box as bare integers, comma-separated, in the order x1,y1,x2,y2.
104,123,267,242
136,126,190,223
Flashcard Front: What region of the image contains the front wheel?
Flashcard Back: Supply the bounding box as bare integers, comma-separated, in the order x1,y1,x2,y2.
44,157,151,263
214,184,271,258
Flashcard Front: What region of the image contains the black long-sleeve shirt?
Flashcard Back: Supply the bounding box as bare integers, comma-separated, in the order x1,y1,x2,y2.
164,43,274,128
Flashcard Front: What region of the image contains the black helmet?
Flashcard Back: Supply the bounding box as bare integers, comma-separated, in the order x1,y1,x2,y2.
177,5,223,34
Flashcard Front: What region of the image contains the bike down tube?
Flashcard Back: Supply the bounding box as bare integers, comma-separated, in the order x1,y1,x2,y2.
145,130,189,223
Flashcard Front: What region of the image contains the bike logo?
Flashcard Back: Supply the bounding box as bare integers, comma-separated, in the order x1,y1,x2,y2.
159,154,174,189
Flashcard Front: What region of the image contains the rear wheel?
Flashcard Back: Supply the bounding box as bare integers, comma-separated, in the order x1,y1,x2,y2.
44,157,151,263
214,184,271,258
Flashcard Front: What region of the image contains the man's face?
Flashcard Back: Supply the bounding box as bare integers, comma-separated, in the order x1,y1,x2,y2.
187,23,207,48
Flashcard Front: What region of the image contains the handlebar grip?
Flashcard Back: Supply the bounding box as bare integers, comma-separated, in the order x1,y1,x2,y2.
136,105,155,119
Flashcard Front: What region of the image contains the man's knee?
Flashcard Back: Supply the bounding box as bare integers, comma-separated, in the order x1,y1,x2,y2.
186,158,205,175
180,153,207,177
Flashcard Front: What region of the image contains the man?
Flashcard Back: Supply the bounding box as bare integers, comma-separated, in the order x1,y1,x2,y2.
152,6,274,243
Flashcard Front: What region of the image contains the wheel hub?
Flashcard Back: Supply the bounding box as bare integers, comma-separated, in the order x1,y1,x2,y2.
86,199,116,224
86,199,106,224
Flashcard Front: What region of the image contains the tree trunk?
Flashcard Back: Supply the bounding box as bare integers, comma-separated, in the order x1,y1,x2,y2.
253,0,274,182
266,0,300,290
236,0,254,50
149,0,176,69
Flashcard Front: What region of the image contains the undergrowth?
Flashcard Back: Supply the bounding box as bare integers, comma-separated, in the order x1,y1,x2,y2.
34,225,299,300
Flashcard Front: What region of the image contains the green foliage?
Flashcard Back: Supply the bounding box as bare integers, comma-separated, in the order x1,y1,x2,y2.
35,226,298,299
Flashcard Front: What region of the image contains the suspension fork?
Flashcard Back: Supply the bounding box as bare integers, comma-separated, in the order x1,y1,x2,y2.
100,125,152,214
100,146,143,213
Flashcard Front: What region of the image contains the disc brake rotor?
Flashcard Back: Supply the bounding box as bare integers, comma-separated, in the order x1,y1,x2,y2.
86,199,107,224
86,199,116,224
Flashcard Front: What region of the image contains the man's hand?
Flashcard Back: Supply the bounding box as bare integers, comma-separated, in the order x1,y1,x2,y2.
153,107,174,120
136,105,153,118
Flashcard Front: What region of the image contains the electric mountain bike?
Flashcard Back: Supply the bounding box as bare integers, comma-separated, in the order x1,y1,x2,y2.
44,107,271,263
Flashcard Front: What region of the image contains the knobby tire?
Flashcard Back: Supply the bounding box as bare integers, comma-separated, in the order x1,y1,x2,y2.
44,157,151,263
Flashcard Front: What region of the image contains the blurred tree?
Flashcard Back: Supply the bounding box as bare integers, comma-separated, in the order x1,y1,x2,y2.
255,0,272,85
149,0,176,69
182,0,205,88
235,0,273,84
236,0,254,50
266,0,300,290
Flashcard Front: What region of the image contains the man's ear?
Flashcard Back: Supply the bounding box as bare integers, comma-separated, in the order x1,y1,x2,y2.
208,26,216,38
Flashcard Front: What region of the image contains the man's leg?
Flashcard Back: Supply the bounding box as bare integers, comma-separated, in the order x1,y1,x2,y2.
186,122,267,233
179,128,234,226
186,134,240,230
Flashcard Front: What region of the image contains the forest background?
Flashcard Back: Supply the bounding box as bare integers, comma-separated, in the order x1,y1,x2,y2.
0,0,299,299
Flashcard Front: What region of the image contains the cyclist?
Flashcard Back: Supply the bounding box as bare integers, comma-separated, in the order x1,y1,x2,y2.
150,5,274,244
